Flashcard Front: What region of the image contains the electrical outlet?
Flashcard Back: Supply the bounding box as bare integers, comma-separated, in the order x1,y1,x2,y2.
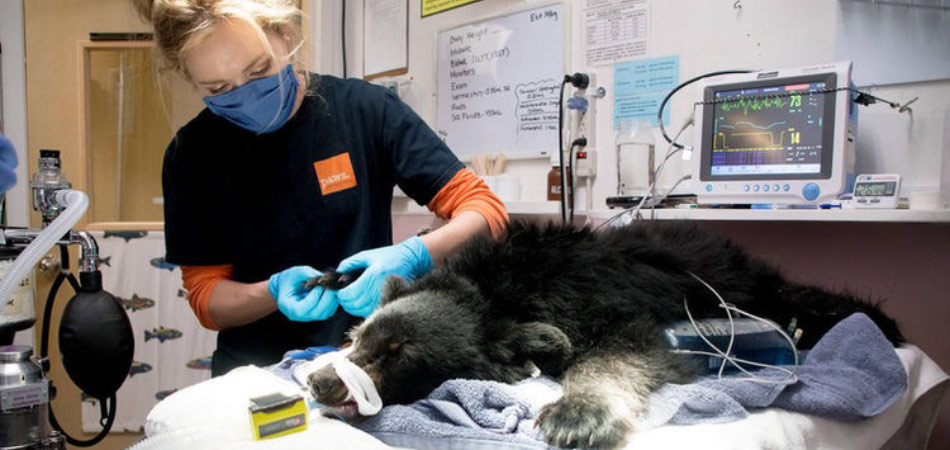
569,71,604,178
575,149,597,177
574,71,598,150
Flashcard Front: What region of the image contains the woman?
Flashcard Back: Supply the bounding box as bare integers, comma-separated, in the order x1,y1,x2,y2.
134,0,508,376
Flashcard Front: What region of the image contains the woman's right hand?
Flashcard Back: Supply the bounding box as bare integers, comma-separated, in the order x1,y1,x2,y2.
268,266,340,321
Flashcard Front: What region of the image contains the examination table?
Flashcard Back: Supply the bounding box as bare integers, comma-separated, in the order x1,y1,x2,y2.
133,343,947,450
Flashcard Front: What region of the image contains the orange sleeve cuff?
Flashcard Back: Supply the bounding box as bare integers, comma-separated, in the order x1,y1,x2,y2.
181,264,233,331
427,169,509,239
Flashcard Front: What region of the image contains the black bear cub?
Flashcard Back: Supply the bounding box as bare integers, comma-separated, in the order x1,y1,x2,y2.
309,220,902,449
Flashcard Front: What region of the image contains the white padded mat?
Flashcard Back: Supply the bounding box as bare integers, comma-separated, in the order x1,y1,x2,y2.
137,345,947,450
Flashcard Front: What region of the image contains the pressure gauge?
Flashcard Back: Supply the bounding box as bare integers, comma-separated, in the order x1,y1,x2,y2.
852,173,901,209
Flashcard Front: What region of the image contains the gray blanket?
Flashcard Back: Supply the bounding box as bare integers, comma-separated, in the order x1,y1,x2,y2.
644,312,908,427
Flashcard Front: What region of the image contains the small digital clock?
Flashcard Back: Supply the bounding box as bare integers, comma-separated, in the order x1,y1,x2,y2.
852,173,901,209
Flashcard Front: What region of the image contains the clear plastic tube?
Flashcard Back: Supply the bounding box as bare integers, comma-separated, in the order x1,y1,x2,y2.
0,190,88,309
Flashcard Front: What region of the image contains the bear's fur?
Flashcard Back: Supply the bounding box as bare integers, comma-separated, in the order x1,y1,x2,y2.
309,220,903,449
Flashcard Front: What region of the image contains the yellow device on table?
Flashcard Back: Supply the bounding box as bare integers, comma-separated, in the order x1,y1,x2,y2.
248,393,308,440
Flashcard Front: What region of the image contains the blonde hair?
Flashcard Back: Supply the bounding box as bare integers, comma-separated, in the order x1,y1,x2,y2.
132,0,305,79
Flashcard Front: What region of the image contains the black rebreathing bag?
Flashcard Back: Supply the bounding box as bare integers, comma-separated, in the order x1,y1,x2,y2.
59,288,134,400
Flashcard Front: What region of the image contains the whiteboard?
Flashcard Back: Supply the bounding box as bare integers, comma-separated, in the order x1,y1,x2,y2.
435,4,564,158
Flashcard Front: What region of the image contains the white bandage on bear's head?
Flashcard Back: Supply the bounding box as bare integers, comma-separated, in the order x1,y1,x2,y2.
293,347,383,416
329,352,382,415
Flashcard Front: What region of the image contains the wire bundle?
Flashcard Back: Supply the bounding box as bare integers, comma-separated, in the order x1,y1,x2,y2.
676,271,800,385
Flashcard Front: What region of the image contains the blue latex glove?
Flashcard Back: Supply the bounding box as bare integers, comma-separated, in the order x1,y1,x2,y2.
268,266,340,321
0,135,19,193
335,237,432,317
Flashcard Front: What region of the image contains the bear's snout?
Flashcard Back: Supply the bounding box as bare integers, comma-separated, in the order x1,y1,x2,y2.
308,366,349,405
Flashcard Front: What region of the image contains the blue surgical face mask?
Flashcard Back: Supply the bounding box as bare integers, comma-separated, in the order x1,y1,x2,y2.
203,63,300,134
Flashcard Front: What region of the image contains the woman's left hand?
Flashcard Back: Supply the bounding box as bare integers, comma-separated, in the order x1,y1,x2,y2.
335,237,432,317
0,135,19,193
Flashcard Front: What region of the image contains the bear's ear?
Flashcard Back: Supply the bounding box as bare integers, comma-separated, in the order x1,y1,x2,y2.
380,276,412,307
509,322,573,377
487,322,573,377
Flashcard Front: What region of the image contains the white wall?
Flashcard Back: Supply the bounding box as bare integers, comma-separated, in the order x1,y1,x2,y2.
0,0,31,348
0,0,30,227
318,0,950,209
311,0,348,77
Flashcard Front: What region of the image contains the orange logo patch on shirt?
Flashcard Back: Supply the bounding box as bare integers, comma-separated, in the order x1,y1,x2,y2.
313,153,357,195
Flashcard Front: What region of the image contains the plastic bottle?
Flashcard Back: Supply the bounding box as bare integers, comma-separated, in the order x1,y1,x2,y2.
546,165,562,201
547,151,571,201
616,121,655,196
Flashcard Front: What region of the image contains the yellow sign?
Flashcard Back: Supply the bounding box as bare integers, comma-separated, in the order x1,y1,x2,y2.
422,0,482,17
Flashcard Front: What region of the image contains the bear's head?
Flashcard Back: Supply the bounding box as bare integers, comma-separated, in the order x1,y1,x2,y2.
308,273,572,419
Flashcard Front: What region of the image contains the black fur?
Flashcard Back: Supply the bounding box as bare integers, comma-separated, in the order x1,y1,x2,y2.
303,268,364,290
309,220,903,448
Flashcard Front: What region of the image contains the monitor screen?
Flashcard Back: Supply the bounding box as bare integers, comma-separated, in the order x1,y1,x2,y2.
700,73,838,181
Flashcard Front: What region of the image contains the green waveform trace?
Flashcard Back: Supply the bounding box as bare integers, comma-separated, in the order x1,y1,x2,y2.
720,95,795,115
713,127,801,151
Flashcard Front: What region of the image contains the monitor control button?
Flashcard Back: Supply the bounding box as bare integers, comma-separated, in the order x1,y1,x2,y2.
743,184,750,192
763,184,770,192
705,184,713,192
753,185,760,192
773,184,780,192
802,182,821,201
783,184,790,192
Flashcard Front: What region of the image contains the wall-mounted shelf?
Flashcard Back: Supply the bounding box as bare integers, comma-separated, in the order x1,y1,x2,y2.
392,198,562,216
393,195,950,223
588,208,950,223
505,201,561,215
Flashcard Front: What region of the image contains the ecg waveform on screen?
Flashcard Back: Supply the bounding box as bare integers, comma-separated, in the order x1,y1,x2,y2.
718,95,801,116
713,127,802,151
710,85,824,170
718,120,788,131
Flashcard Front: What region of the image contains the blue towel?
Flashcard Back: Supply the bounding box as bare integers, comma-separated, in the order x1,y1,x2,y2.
644,313,908,427
356,377,562,450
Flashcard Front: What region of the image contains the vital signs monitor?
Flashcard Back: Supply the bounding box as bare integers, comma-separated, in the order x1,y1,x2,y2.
692,62,856,205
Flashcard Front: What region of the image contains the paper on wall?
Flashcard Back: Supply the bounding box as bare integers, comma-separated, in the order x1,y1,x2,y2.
613,55,679,129
364,0,407,78
583,0,650,67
